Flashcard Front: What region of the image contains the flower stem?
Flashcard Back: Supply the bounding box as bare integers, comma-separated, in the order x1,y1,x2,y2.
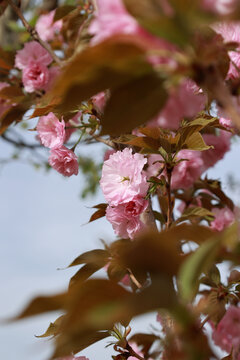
166,166,173,228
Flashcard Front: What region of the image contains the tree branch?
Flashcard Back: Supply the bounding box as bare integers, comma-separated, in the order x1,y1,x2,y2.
92,135,116,148
1,132,43,149
6,0,63,67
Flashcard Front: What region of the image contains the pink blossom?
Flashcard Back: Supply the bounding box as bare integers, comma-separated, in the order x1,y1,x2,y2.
15,41,52,70
171,150,204,190
106,196,148,239
22,60,50,93
49,146,79,177
219,116,233,129
92,91,106,113
100,148,148,206
104,149,116,162
36,10,62,42
149,79,206,130
202,0,236,15
202,130,231,169
120,274,131,287
213,22,240,79
210,207,235,231
89,0,139,45
37,112,65,149
212,306,240,353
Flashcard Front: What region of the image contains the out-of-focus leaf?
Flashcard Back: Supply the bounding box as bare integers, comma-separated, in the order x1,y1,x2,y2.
52,330,110,358
0,1,8,17
123,0,214,47
102,74,167,136
0,105,26,134
67,249,109,268
123,0,190,46
118,229,184,278
30,103,58,119
54,5,76,21
0,86,25,103
178,224,238,301
49,36,154,114
36,315,65,338
12,294,67,320
129,333,160,355
0,47,14,70
69,263,103,288
179,237,220,301
107,261,127,283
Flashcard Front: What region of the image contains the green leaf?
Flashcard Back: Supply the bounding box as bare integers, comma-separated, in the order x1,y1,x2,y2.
179,237,221,301
178,224,238,301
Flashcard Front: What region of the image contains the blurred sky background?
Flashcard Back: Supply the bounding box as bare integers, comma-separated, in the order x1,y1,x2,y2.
0,132,240,360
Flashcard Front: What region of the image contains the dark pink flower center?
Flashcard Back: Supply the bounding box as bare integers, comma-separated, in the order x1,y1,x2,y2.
125,201,139,216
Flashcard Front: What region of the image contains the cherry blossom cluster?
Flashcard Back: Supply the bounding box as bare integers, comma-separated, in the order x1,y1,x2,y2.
15,41,59,93
36,112,79,177
100,148,149,239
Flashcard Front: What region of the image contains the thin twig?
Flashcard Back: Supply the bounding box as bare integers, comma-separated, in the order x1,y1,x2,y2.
6,0,63,67
92,135,116,148
1,132,42,148
91,0,98,11
127,268,142,290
